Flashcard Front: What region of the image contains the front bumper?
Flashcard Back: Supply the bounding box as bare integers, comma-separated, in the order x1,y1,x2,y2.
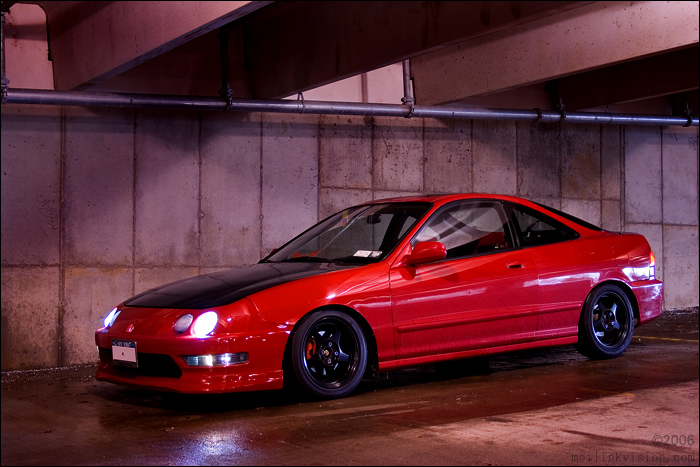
95,327,290,394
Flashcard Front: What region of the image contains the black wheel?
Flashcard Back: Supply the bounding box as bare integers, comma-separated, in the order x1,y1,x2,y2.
575,284,634,359
290,310,367,399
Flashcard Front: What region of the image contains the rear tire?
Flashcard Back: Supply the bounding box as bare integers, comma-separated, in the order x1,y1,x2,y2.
290,310,367,399
575,284,634,359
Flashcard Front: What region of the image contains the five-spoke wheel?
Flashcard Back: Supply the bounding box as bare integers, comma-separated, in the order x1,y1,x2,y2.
576,284,634,359
290,310,367,399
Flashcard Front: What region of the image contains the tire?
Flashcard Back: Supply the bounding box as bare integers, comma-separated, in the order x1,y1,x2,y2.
290,310,367,399
575,284,634,359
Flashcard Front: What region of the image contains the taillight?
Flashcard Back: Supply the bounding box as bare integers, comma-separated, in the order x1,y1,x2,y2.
649,251,656,280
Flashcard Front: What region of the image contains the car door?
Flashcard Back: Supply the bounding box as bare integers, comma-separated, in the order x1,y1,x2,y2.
389,200,540,359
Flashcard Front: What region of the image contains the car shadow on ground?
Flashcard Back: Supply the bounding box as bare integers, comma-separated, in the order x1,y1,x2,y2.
89,345,588,413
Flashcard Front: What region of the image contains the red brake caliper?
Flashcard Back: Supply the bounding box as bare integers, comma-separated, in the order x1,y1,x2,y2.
305,339,316,360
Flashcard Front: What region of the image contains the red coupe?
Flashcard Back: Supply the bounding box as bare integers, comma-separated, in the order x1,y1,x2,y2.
96,194,663,399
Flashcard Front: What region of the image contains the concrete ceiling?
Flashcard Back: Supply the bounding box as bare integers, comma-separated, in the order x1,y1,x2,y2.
5,1,699,115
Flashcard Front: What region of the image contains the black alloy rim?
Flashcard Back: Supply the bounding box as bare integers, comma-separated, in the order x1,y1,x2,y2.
302,317,360,389
591,291,630,348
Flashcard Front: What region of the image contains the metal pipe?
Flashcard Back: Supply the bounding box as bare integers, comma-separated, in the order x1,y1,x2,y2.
1,11,8,104
401,60,414,105
217,27,233,106
401,59,415,118
3,88,697,127
0,2,695,127
4,88,226,110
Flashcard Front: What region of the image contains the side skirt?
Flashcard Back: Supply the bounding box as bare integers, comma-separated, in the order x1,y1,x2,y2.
377,336,578,372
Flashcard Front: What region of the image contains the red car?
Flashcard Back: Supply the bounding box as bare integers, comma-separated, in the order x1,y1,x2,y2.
95,194,663,399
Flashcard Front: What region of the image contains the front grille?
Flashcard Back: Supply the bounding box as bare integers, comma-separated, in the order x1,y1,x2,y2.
99,347,183,378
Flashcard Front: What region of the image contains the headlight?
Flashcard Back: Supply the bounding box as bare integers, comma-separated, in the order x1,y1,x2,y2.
103,307,120,328
192,311,218,337
174,314,193,333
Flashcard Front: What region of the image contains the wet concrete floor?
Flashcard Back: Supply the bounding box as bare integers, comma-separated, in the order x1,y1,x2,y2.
2,309,698,466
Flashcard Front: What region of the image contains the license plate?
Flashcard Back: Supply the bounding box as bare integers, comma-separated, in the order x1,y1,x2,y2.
112,339,138,368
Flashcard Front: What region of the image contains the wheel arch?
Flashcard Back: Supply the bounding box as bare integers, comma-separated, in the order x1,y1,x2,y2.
589,279,641,326
575,280,637,359
282,305,379,381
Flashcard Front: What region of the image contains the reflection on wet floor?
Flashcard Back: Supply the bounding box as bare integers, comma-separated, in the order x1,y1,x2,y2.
2,308,698,466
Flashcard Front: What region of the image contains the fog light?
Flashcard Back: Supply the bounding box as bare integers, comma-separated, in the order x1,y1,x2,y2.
182,352,248,367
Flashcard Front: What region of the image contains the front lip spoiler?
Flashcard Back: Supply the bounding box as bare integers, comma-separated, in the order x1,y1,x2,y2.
95,364,284,394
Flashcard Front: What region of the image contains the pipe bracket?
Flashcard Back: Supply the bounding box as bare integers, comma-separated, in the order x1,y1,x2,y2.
556,100,567,124
533,108,543,124
683,104,694,127
219,87,233,111
297,92,305,114
402,96,415,118
604,105,614,124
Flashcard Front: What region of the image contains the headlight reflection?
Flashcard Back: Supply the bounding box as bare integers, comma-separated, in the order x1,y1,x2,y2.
178,433,244,464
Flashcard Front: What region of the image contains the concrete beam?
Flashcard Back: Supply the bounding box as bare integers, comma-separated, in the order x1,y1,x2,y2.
552,46,700,111
411,1,700,105
241,1,590,98
78,24,249,97
38,1,271,90
72,1,591,99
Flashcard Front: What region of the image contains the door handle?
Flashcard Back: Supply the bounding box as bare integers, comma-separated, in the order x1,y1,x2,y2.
507,262,524,269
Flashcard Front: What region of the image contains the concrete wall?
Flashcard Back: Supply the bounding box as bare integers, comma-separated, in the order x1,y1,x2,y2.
2,103,698,371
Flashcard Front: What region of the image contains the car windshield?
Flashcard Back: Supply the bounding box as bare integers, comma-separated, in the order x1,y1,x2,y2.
263,202,432,264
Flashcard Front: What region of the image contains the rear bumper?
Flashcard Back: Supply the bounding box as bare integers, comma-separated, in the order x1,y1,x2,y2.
630,279,664,325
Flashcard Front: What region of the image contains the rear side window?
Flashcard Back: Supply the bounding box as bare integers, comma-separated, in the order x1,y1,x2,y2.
534,202,604,232
509,203,579,247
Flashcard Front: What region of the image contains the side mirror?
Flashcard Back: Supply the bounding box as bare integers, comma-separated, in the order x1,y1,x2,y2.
404,241,446,266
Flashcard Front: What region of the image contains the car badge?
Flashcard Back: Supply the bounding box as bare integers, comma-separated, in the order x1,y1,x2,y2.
126,324,135,333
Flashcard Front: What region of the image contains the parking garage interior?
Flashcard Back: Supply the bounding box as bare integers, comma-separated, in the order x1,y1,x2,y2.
1,1,698,465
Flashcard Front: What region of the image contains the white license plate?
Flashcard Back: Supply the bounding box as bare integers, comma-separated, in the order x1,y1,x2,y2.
112,339,138,368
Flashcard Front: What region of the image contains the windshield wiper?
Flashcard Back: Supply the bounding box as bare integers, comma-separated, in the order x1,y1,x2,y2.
281,256,340,263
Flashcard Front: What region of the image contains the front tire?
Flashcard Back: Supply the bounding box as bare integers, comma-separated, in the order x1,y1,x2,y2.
575,284,634,359
291,310,367,399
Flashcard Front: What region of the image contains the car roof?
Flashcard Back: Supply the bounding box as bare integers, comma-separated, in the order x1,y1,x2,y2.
358,193,606,234
362,193,535,206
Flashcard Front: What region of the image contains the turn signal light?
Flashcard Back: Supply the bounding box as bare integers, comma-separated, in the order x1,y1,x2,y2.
182,352,248,367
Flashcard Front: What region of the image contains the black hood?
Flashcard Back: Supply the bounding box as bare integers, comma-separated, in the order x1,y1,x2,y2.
124,262,359,309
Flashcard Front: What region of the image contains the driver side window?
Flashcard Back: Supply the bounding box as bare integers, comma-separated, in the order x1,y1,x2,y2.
413,201,512,260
